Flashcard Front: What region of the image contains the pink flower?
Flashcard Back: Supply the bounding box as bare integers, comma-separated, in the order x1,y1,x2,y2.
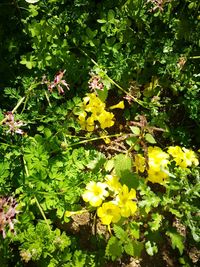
0,197,19,238
47,70,70,94
88,75,104,91
3,112,25,135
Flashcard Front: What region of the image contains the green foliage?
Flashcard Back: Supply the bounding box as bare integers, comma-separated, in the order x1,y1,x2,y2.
166,229,185,255
0,0,200,266
114,153,139,189
106,225,143,260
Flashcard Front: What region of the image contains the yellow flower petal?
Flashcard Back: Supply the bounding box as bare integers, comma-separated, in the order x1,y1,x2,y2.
98,111,114,129
97,202,121,225
82,181,109,207
109,101,125,110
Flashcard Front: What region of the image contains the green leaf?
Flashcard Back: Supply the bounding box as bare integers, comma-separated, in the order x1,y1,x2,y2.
25,0,39,3
97,86,108,102
104,159,114,172
114,154,139,189
145,241,158,256
113,43,122,53
86,153,106,171
132,240,143,257
145,133,157,144
130,222,140,239
107,10,115,21
114,154,132,178
130,126,140,135
166,229,184,254
124,242,134,256
113,225,128,242
105,37,116,46
97,19,107,24
148,213,163,231
106,236,123,260
125,136,138,147
120,172,139,190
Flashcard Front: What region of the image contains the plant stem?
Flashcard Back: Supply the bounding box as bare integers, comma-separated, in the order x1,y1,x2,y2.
23,157,52,233
66,133,123,147
0,81,41,125
80,49,149,109
34,196,52,232
189,56,200,59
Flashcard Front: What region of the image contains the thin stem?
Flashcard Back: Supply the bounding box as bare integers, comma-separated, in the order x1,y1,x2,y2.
66,133,123,147
23,157,52,233
189,56,200,59
34,196,52,232
80,48,149,109
45,91,52,107
0,81,41,125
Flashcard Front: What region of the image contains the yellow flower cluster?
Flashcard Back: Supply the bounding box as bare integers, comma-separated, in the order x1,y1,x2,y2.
78,93,124,131
147,146,170,184
168,146,199,168
82,175,137,225
134,146,199,184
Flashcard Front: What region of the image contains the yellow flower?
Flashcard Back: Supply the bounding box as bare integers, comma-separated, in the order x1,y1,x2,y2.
168,146,199,168
148,146,169,171
167,146,184,166
98,111,114,129
182,148,199,167
78,111,87,130
105,175,122,194
147,146,170,184
109,101,125,110
82,181,109,207
83,93,105,114
97,201,121,225
147,168,169,184
134,154,146,173
78,112,95,131
116,185,137,217
85,116,95,131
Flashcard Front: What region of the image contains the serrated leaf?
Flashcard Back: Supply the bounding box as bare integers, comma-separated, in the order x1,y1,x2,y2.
113,225,128,242
145,133,156,144
148,213,162,231
130,126,140,135
168,208,182,217
130,222,140,239
124,242,134,256
120,171,139,189
166,230,184,254
132,241,143,257
106,236,123,260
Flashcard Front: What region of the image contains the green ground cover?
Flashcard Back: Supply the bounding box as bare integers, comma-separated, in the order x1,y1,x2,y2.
0,0,199,266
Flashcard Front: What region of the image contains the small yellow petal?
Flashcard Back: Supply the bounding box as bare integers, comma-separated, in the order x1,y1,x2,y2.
109,101,125,110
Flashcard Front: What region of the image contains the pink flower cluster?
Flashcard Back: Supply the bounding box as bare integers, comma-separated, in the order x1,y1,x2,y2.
0,197,19,238
3,112,25,135
43,70,70,94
